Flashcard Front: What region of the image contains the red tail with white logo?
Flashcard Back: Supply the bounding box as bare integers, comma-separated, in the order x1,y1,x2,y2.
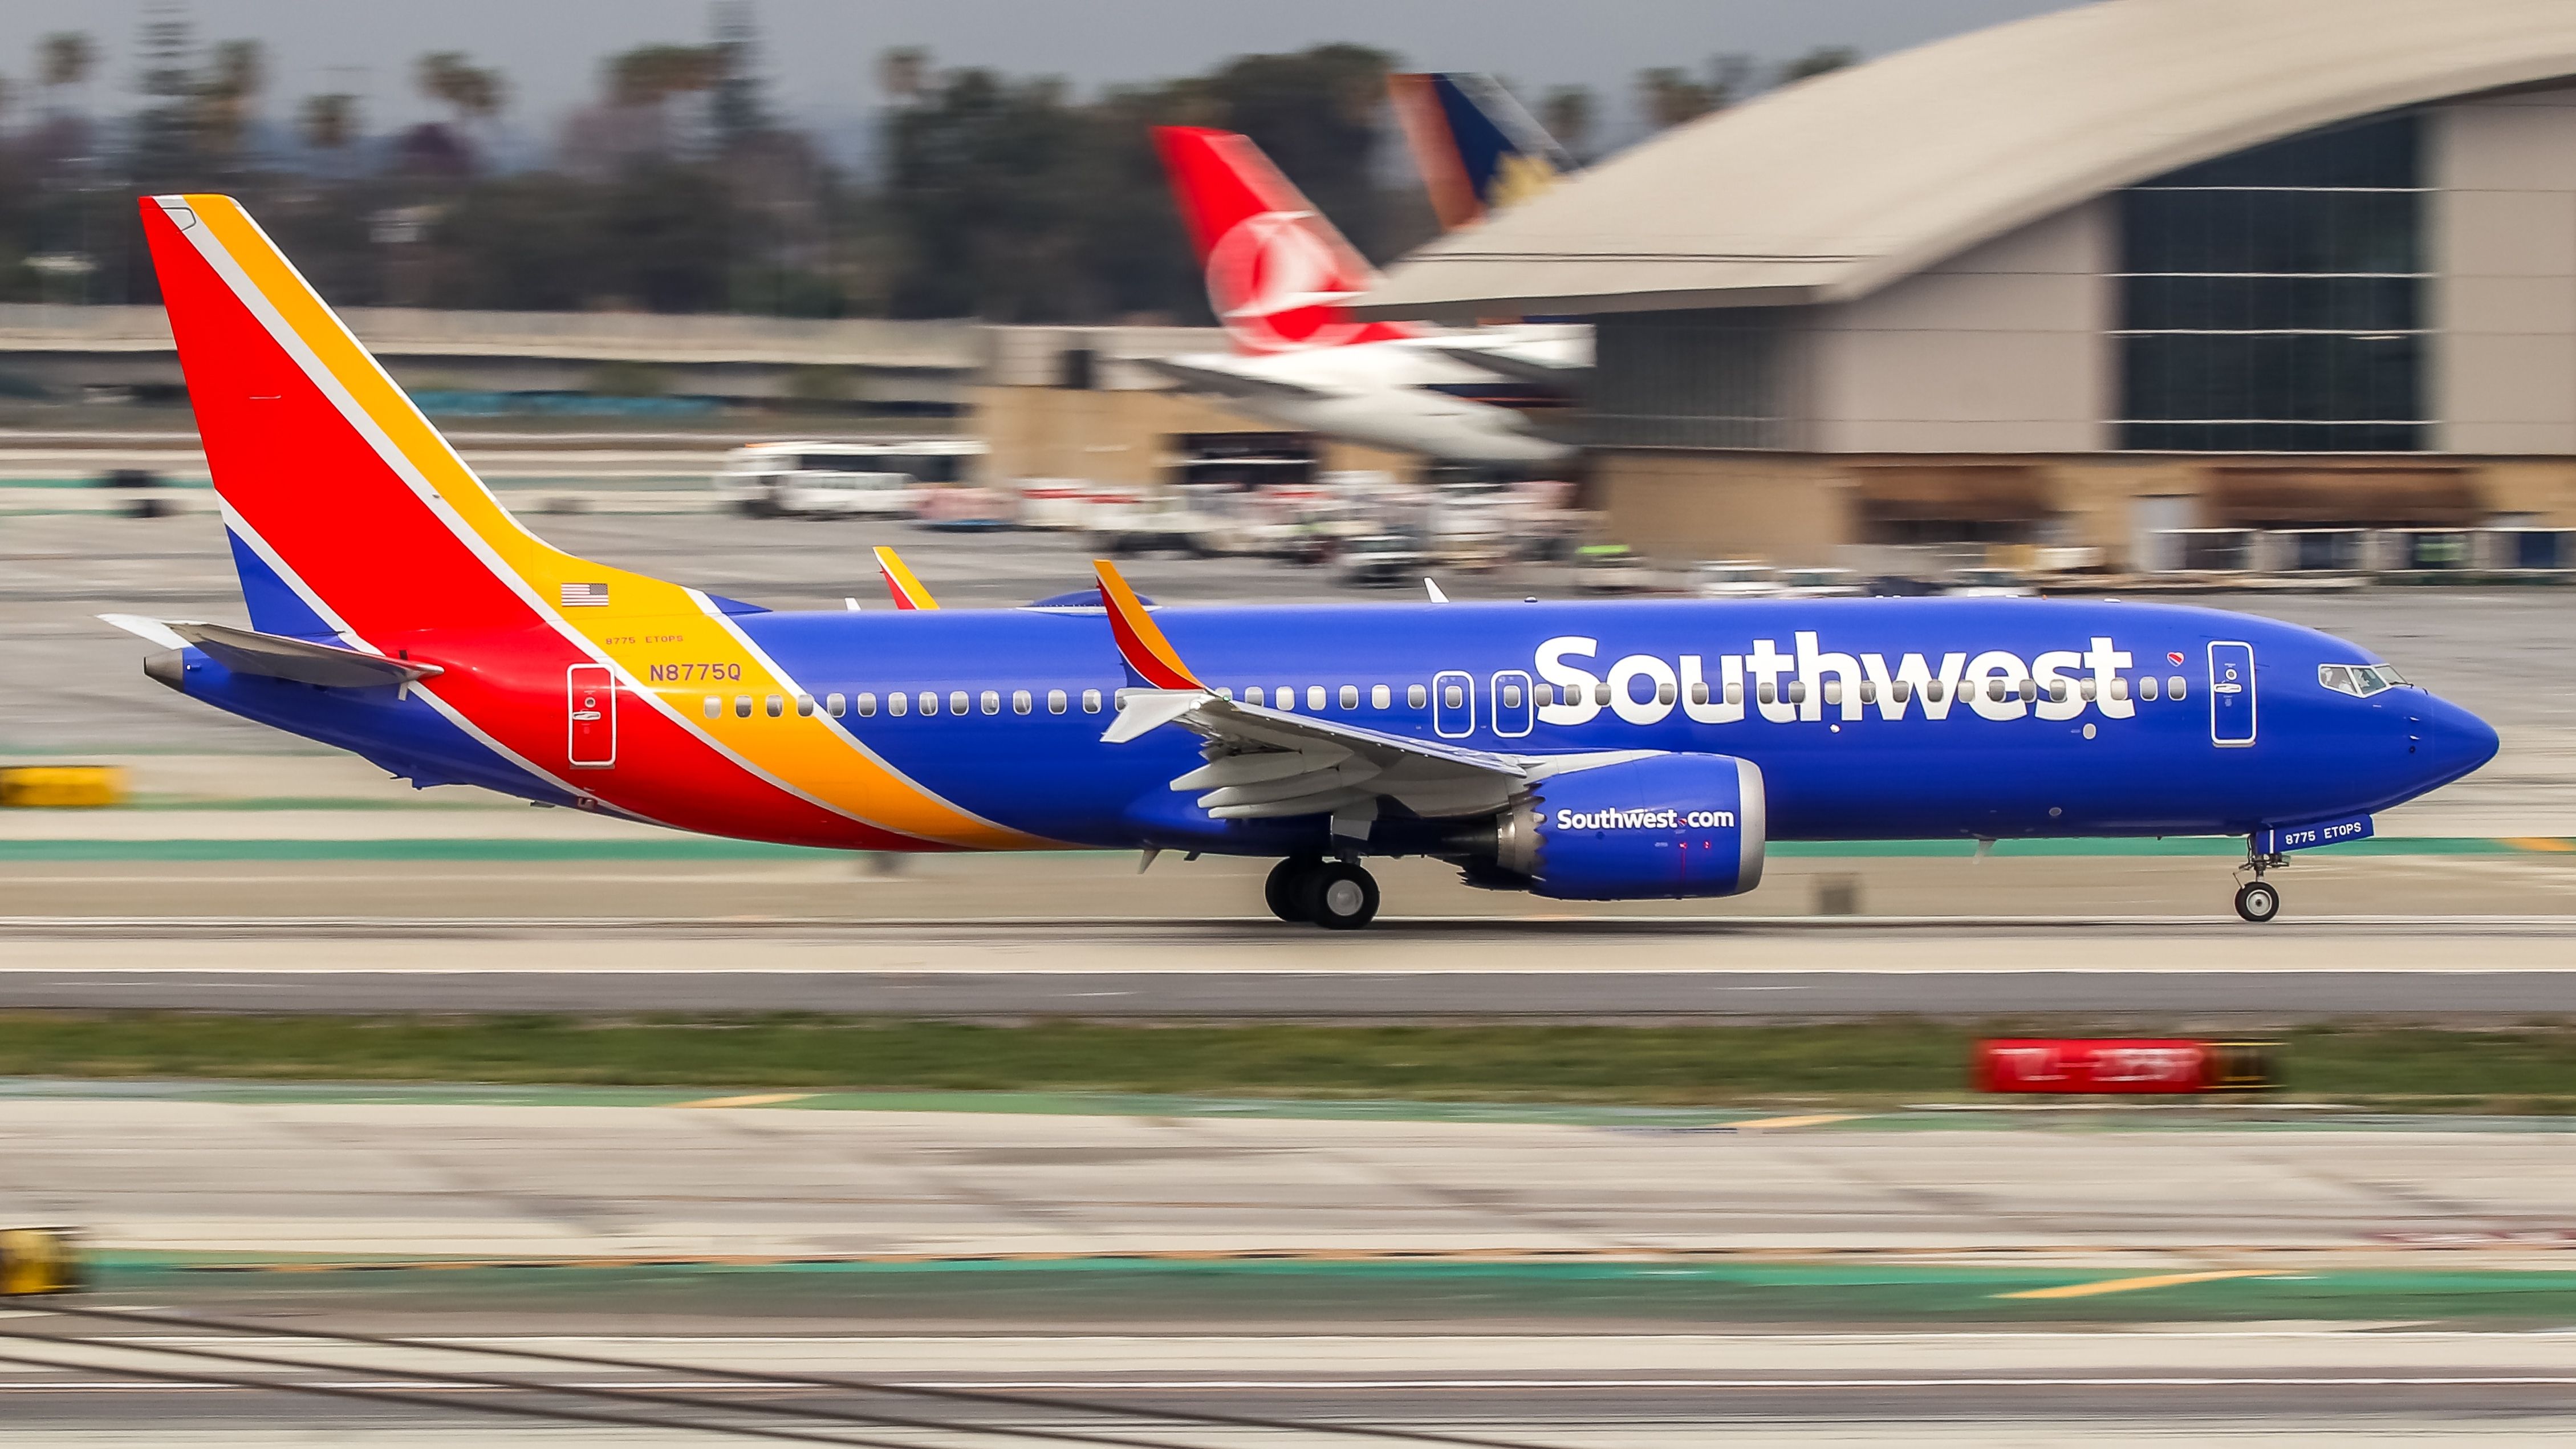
1152,125,1416,356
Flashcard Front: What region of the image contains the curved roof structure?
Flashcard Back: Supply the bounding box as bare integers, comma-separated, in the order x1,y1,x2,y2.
1354,0,2576,322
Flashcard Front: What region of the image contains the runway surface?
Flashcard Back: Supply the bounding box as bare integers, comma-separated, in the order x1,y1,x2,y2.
17,1094,2574,1259
6,1323,2573,1446
4,915,2573,1017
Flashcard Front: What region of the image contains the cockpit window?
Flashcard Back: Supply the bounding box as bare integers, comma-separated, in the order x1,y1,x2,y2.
2319,663,2406,697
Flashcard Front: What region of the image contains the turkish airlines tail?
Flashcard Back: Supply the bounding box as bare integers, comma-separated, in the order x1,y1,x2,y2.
1151,125,1415,356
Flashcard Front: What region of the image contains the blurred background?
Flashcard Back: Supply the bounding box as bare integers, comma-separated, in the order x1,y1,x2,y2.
2,2,2574,1445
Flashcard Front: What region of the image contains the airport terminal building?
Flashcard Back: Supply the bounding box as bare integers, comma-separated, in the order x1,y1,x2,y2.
1355,0,2576,571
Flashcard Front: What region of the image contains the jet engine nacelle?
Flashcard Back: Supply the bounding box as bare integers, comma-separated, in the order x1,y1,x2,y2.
1490,753,1766,900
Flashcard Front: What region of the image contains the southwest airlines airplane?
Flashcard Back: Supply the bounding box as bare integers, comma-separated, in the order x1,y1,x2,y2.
109,195,2496,929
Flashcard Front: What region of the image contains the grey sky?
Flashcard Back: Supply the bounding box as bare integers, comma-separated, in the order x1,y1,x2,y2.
0,1,2081,153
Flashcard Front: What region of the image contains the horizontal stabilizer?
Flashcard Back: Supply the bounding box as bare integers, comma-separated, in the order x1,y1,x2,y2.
1133,355,1330,401
105,614,444,689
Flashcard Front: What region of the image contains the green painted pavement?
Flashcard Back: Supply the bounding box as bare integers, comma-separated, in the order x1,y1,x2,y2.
78,1251,2576,1324
0,836,2563,863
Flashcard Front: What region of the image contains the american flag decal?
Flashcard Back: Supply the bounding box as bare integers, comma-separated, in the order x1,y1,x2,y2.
560,582,610,607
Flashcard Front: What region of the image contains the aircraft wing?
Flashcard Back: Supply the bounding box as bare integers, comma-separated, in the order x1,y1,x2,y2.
1415,340,1592,391
1132,354,1330,401
1112,687,1527,822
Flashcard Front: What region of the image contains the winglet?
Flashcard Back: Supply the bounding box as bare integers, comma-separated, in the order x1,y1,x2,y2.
1092,559,1204,691
875,546,938,611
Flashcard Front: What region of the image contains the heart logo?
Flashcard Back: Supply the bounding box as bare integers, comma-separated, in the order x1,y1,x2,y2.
2167,651,2185,665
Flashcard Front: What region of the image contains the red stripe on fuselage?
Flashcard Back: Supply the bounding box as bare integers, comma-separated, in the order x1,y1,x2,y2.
143,204,923,851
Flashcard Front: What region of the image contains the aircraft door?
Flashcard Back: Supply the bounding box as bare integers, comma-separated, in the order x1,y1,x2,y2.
1490,670,1534,738
2208,641,2256,748
1433,669,1476,738
567,664,617,768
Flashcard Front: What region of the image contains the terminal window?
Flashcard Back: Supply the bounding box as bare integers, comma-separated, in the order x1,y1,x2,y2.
2115,111,2424,453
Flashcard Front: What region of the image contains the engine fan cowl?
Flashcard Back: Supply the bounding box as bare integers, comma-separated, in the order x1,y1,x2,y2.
1493,753,1767,901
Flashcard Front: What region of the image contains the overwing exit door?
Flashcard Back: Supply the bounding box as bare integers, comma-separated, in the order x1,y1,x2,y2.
567,664,617,768
2208,641,2256,747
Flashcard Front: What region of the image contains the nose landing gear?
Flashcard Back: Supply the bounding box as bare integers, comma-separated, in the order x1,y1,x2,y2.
2233,846,2286,923
1263,856,1381,930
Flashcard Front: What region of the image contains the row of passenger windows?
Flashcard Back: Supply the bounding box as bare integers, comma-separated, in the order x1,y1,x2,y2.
696,673,2200,722
702,688,1108,720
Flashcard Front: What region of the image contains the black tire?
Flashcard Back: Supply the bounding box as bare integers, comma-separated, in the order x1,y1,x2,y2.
2234,880,2281,923
1301,861,1380,931
1265,858,1317,923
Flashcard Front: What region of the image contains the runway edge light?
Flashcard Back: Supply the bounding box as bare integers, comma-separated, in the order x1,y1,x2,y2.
0,1227,86,1296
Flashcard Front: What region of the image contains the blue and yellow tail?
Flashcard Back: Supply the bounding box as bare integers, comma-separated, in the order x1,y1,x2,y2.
1388,73,1576,230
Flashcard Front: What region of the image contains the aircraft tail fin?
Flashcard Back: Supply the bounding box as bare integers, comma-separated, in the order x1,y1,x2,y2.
1388,73,1575,230
1150,125,1415,356
137,194,673,648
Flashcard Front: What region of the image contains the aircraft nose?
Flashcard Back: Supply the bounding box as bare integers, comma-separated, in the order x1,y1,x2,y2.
2411,696,2500,787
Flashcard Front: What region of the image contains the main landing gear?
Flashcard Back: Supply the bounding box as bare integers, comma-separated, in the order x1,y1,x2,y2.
2233,847,2285,923
1265,856,1381,931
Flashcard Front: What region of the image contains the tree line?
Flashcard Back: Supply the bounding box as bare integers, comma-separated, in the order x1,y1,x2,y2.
0,11,1852,322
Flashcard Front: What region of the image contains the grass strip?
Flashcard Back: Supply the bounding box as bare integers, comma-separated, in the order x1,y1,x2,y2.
0,1014,2571,1111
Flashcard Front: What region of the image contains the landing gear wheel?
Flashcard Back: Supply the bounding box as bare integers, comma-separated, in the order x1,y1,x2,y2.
2234,880,2281,923
1265,857,1319,923
1301,861,1380,931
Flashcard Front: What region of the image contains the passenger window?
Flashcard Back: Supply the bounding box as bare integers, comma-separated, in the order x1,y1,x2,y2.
1372,685,1391,709
2108,678,2128,702
1689,681,1709,706
1725,682,1744,705
1788,681,1807,705
1592,683,1611,705
1115,689,1135,710
796,694,815,717
852,693,874,717
1859,680,1876,704
703,695,721,720
1656,680,1676,705
1408,684,1427,708
2047,680,2068,704
981,690,1000,715
1048,689,1067,715
1822,680,1841,706
2079,678,2098,701
765,695,784,718
1538,684,1558,706
1339,685,1359,710
1245,686,1265,706
950,691,970,716
1891,681,1911,704
735,695,753,718
1926,681,1945,703
1307,685,1326,711
2019,680,2038,703
1443,684,1464,709
1504,684,1525,708
1218,687,1234,700
1985,680,2006,703
2139,676,2158,701
1012,690,1032,715
1083,689,1102,713
919,691,937,715
2168,676,2188,700
826,692,846,717
889,691,908,717
1277,688,1297,712
1758,681,1776,704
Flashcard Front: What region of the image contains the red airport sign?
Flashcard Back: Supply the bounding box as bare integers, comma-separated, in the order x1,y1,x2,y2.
1974,1038,2277,1094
